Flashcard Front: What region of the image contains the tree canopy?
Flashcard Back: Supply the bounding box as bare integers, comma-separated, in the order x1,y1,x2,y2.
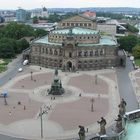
126,23,139,33
0,22,48,58
132,45,140,58
118,35,138,52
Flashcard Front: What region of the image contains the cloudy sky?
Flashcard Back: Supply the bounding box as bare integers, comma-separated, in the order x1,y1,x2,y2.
0,0,140,9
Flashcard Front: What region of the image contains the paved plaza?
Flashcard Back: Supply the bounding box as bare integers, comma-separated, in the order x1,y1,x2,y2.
0,66,120,140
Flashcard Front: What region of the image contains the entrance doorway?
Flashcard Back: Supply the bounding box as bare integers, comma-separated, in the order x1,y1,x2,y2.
67,61,72,71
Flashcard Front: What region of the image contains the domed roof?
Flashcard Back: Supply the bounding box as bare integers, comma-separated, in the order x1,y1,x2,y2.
42,7,47,11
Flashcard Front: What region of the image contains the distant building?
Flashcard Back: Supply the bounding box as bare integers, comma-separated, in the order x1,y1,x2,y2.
16,8,27,22
4,16,15,22
31,7,48,18
58,14,97,29
42,7,49,18
97,19,126,36
83,11,96,18
28,14,126,71
97,24,117,35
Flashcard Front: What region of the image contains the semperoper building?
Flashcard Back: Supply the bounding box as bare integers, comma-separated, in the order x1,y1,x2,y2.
29,14,126,71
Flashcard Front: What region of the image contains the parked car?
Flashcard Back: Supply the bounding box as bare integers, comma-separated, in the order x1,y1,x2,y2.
23,60,29,66
18,68,23,72
130,56,134,61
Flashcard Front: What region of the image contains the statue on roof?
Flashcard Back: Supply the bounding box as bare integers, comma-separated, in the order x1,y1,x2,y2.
68,28,73,36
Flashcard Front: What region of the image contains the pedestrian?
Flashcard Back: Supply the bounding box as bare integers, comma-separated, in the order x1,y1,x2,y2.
87,128,88,133
18,101,21,105
24,105,26,110
9,111,12,116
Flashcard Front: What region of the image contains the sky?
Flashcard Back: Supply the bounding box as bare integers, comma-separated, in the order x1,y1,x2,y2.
0,0,140,10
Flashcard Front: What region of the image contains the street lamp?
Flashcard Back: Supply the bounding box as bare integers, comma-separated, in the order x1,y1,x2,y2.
40,107,43,138
91,98,94,112
30,71,33,80
95,75,98,84
4,94,7,105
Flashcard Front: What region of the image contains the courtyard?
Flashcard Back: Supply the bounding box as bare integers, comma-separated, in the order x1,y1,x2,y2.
0,65,120,139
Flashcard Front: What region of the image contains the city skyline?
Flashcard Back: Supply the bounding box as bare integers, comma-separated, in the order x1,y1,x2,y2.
0,0,140,10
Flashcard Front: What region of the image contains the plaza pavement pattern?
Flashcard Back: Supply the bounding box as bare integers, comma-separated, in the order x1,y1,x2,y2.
0,66,120,140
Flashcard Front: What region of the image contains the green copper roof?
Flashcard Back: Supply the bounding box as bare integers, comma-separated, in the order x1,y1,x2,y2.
34,36,61,45
51,27,99,35
33,35,117,46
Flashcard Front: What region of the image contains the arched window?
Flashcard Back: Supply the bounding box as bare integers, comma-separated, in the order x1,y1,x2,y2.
90,51,93,56
84,51,88,57
42,48,44,53
50,49,53,55
59,49,62,56
54,50,58,55
69,52,72,58
78,51,82,56
95,50,98,56
46,48,48,54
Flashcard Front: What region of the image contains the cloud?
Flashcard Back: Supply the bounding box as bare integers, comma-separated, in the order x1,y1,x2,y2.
0,0,139,9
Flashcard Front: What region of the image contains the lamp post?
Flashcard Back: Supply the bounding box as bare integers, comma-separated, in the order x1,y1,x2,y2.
4,94,7,105
40,107,43,139
30,71,33,80
91,98,94,112
95,75,98,84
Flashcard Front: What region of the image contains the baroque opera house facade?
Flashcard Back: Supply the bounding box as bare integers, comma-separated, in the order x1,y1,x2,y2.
29,14,125,71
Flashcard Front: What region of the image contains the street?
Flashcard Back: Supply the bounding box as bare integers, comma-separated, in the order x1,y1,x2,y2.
116,57,138,111
0,55,23,86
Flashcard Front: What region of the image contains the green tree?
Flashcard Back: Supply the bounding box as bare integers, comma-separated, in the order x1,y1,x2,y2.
47,13,62,22
132,45,140,58
0,41,15,58
33,16,38,24
126,23,139,33
34,29,48,37
16,39,29,53
19,39,29,50
118,35,138,52
3,22,34,39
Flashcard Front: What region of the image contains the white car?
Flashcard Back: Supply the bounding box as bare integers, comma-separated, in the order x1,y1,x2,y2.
18,68,23,72
130,56,134,61
23,60,29,66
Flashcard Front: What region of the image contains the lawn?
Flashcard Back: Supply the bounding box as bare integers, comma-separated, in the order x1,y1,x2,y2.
135,59,140,66
0,59,11,73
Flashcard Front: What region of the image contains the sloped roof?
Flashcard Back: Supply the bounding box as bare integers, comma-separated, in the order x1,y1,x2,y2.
51,27,99,35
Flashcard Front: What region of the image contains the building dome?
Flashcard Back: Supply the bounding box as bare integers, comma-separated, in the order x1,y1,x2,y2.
42,7,47,12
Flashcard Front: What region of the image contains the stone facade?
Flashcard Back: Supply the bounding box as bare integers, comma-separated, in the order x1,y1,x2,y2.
97,24,117,35
29,15,125,71
58,15,97,29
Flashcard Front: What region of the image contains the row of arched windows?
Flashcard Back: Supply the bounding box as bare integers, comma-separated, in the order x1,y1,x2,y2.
78,49,104,57
49,34,98,43
40,48,63,56
62,22,92,27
